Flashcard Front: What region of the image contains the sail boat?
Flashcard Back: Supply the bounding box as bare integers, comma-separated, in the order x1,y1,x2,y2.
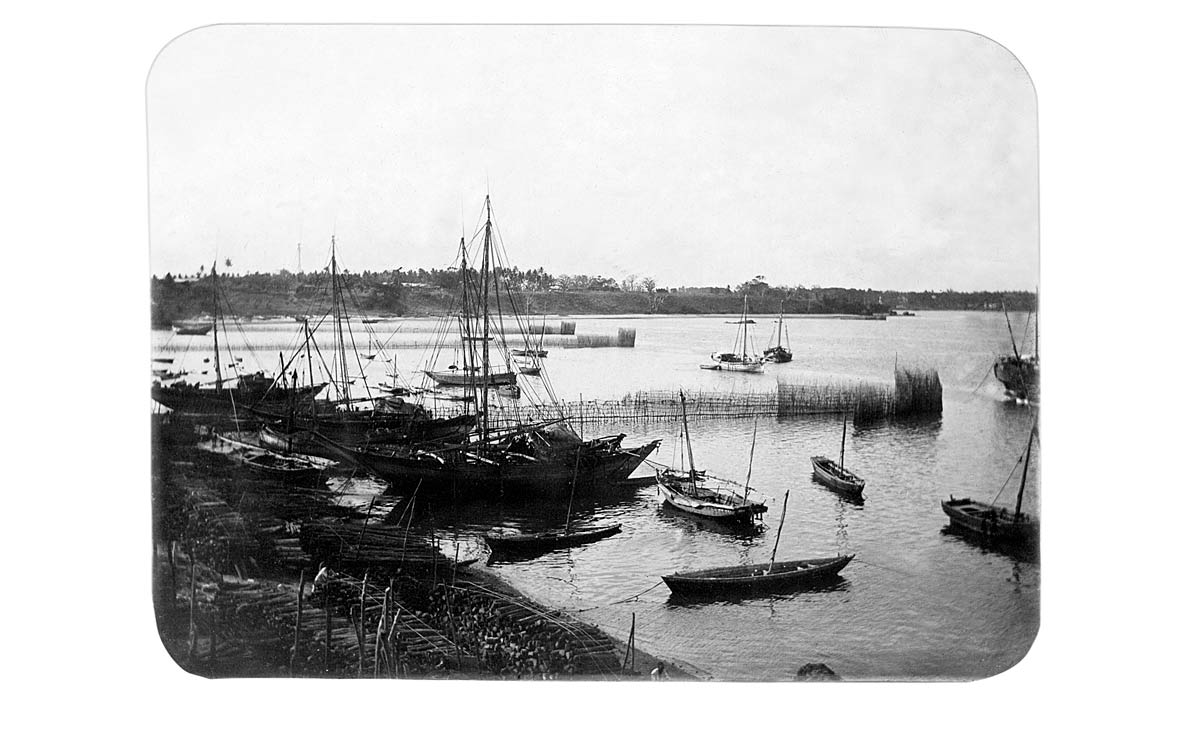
942,425,1039,546
701,296,765,373
811,413,866,497
257,239,475,457
423,234,517,388
656,393,768,522
763,303,793,363
330,196,660,497
662,489,854,597
359,338,377,361
151,263,327,418
993,296,1039,401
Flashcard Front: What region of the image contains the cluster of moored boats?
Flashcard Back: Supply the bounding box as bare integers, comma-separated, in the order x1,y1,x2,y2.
153,195,1037,602
700,297,792,373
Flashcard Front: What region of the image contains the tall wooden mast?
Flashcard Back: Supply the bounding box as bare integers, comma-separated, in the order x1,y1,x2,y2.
680,391,698,494
839,412,848,470
211,262,222,390
1014,425,1036,518
330,236,352,408
480,196,492,441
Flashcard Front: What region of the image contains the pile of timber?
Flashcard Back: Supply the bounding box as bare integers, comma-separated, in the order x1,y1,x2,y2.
427,579,622,678
298,520,447,569
165,554,462,676
177,493,260,571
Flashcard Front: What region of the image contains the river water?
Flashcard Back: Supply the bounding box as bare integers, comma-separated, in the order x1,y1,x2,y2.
152,310,1039,681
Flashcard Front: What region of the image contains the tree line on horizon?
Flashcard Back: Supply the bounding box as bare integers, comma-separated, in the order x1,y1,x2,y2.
155,265,1035,304
151,264,1036,324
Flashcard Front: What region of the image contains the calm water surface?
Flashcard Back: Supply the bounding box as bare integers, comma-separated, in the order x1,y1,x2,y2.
153,311,1039,680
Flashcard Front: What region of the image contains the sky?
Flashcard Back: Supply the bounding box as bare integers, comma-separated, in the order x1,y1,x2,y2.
147,25,1038,291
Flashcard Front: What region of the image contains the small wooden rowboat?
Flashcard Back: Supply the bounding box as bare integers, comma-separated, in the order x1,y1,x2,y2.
484,523,622,554
661,489,852,598
662,555,853,596
941,424,1039,547
810,414,865,497
811,456,865,497
941,498,1037,545
242,452,327,481
173,320,214,335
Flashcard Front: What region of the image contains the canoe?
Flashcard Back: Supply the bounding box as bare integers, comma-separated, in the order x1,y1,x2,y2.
811,456,865,497
484,523,622,553
662,555,853,596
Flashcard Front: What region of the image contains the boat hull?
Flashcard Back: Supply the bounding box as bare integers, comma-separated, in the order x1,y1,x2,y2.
173,321,214,335
425,370,517,387
811,456,865,497
657,474,766,522
260,414,476,458
242,453,326,482
993,355,1039,401
941,498,1038,546
342,437,661,497
700,361,764,373
663,555,853,596
763,346,793,363
150,381,327,418
484,524,622,553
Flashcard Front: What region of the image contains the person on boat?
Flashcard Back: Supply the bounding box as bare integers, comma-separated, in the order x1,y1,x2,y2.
650,662,668,681
313,563,331,590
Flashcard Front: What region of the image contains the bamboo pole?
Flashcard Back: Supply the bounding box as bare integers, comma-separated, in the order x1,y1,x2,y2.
290,568,304,675
358,571,368,676
324,604,332,674
768,490,790,574
208,609,216,675
622,612,636,671
187,552,197,663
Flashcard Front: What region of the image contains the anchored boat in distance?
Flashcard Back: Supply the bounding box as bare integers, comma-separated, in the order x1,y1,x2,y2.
701,296,765,373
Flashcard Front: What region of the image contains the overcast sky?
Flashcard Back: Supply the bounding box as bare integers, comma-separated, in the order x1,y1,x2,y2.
147,25,1037,291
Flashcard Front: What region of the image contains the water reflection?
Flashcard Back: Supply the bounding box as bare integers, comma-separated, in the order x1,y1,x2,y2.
664,576,852,607
656,501,768,539
939,525,1040,565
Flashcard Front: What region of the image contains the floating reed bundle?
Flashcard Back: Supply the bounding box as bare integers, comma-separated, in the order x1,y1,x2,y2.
426,365,940,428
568,327,637,348
893,366,943,417
498,321,576,336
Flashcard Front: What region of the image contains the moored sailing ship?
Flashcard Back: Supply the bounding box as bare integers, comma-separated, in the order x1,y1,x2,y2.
942,424,1039,547
993,298,1039,401
656,393,767,523
702,296,765,373
763,303,793,363
333,196,660,497
151,264,327,418
255,238,475,457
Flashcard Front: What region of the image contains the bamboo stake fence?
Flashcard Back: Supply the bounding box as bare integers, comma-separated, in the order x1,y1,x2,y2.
424,367,942,427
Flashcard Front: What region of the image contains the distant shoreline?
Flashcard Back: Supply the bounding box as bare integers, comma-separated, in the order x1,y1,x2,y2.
153,277,1035,327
